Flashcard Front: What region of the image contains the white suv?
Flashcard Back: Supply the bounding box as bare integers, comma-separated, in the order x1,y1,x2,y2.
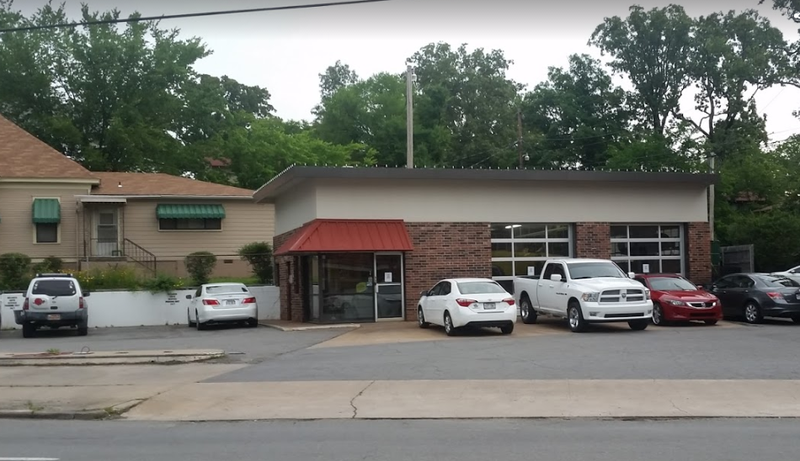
15,273,90,338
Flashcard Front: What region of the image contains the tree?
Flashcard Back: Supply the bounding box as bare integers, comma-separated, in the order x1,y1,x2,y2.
521,53,633,169
317,60,359,105
590,5,694,135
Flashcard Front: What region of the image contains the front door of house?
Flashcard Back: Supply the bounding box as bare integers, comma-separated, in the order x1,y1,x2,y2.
374,253,404,320
95,208,120,257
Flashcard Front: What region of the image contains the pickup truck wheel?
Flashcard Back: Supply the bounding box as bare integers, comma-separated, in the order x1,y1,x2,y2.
520,296,537,324
444,312,457,336
567,303,587,333
628,319,649,331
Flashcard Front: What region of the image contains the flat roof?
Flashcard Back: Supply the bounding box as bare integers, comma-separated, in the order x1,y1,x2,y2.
253,165,718,203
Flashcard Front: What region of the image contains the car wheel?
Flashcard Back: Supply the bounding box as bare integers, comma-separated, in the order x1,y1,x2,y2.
567,302,587,333
628,319,649,331
77,324,88,336
187,310,196,328
417,307,430,328
22,322,35,338
652,303,664,326
196,310,206,331
791,316,800,324
743,301,763,324
443,311,456,336
520,296,537,324
704,320,719,326
246,318,259,328
500,323,514,335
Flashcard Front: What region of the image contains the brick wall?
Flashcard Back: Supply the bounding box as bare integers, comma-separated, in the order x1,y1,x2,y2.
273,229,304,321
404,222,492,321
687,221,712,284
575,222,611,259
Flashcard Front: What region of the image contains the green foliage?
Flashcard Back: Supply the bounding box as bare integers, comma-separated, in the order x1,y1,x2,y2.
0,253,32,290
33,256,64,274
718,210,800,272
238,242,274,284
140,273,185,294
74,265,140,291
185,251,217,286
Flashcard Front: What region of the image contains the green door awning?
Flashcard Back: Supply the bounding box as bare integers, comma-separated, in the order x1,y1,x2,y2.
156,204,226,219
32,198,61,224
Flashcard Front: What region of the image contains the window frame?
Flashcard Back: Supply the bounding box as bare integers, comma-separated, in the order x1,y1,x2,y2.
491,223,574,291
610,224,685,275
158,217,223,232
32,197,61,245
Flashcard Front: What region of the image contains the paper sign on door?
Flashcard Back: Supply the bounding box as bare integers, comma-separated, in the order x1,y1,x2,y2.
642,264,650,273
384,272,393,283
527,266,536,276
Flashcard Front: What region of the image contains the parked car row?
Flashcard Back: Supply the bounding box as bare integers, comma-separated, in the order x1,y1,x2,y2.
417,258,800,336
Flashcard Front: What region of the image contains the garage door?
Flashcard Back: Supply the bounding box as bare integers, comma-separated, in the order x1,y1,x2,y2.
610,224,684,275
491,223,574,293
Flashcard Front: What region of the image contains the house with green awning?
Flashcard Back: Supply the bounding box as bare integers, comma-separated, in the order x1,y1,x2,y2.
0,114,275,278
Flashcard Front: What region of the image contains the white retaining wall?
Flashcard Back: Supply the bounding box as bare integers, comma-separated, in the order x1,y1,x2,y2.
0,285,280,330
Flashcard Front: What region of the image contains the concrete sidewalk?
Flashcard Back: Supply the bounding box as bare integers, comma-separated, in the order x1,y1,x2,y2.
124,379,800,421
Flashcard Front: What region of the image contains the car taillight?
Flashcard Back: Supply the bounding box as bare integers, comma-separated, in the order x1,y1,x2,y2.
766,292,783,300
243,297,256,304
203,299,220,305
79,297,85,309
455,298,477,307
503,298,515,305
23,298,29,310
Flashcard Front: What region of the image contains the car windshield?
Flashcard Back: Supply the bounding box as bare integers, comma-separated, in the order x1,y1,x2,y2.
567,262,626,280
756,276,800,288
32,279,76,297
457,281,507,295
205,284,249,295
647,276,697,291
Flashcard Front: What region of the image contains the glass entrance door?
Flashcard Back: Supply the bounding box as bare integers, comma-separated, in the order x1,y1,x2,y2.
374,253,404,320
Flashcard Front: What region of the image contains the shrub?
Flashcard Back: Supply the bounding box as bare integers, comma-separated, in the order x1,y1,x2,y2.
185,251,217,285
0,253,32,290
33,256,64,274
141,273,185,294
74,265,140,291
238,242,273,284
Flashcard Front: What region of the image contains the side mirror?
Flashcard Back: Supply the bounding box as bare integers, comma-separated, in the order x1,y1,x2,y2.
628,272,636,279
420,290,428,297
791,270,797,274
83,291,90,297
186,294,193,300
550,274,562,282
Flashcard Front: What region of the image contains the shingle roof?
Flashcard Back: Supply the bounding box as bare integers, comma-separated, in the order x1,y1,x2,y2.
0,114,97,180
92,172,254,197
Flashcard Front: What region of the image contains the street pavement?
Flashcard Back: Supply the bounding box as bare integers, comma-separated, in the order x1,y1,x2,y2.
2,418,800,461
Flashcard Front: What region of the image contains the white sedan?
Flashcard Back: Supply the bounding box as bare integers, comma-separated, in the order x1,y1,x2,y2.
416,278,517,336
186,283,258,330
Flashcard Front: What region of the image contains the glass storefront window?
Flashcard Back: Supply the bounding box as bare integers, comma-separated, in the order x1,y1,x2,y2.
611,224,684,275
490,223,574,290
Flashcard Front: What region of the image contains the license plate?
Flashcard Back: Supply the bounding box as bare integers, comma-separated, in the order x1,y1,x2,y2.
484,303,496,310
47,314,61,321
225,300,236,306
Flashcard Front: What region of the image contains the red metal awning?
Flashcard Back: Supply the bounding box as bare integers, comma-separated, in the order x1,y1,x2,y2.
274,219,414,256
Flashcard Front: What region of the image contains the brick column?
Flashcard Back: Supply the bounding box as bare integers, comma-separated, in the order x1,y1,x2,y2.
403,222,491,321
687,222,712,284
575,223,611,259
273,230,304,322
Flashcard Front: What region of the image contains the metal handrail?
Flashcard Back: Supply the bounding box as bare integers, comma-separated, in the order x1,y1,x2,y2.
122,238,157,274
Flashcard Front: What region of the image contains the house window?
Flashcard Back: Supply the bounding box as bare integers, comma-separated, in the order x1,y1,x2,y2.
158,218,222,231
610,224,684,275
36,223,58,243
490,223,574,293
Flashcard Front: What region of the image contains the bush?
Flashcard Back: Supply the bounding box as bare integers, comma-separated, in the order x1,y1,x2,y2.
140,273,185,293
0,253,32,290
74,265,140,291
33,256,64,274
185,251,217,285
238,242,273,284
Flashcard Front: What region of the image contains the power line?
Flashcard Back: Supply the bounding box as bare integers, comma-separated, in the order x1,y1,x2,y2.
0,0,391,33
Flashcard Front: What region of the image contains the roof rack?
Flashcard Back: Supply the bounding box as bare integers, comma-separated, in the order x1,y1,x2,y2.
34,273,74,278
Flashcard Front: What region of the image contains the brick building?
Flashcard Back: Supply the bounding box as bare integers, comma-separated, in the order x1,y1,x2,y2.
254,166,717,323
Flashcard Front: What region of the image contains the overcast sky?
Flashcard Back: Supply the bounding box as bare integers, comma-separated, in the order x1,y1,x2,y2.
11,0,800,144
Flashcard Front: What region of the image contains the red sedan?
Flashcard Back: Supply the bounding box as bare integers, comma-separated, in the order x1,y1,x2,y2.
634,273,723,326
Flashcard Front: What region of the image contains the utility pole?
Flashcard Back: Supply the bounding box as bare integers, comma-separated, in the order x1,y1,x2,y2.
708,152,715,241
406,64,414,169
517,109,524,168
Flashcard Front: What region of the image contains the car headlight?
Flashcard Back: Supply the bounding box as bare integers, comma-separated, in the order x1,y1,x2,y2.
644,289,651,299
667,299,686,306
581,292,600,302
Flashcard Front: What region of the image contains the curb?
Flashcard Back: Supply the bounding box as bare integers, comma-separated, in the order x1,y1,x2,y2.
0,409,111,420
260,322,360,332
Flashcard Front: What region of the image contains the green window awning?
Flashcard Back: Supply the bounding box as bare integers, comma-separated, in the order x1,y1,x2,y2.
32,198,61,224
156,204,226,220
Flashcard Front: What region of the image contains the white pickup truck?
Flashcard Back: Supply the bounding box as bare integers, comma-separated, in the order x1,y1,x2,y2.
513,258,653,332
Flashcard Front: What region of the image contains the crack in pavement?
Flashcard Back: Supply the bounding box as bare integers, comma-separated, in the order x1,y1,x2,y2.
669,398,691,416
350,381,376,419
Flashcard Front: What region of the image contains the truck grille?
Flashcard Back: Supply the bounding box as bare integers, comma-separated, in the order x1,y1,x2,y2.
599,289,646,303
688,301,714,308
